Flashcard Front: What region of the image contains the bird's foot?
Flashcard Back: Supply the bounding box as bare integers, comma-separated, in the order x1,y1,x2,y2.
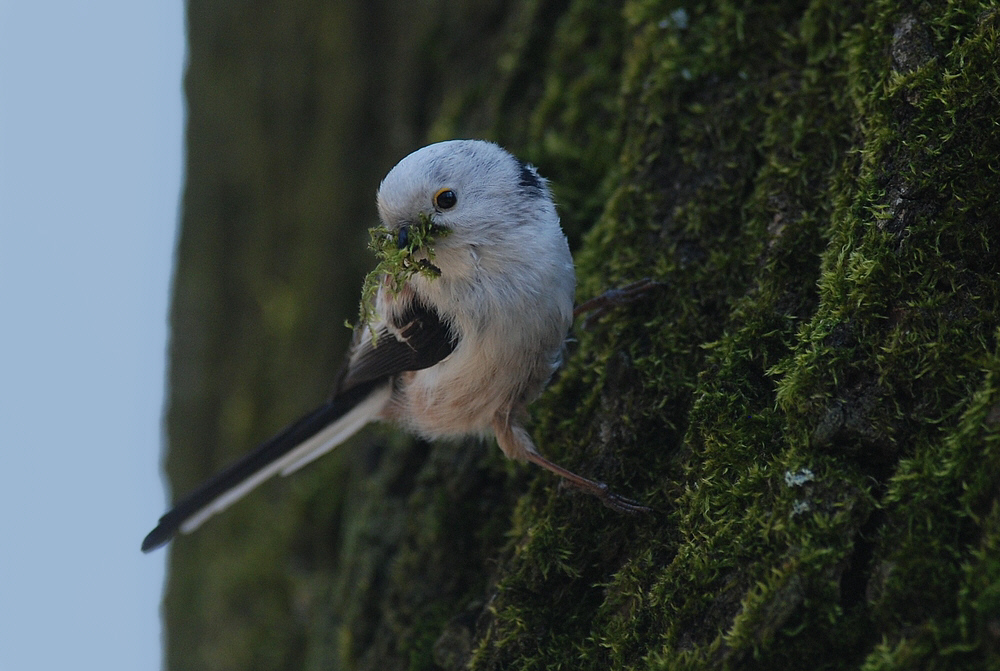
525,451,651,515
574,278,664,329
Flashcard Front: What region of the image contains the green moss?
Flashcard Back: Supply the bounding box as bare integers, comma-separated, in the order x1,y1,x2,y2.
467,0,1000,669
355,214,448,335
165,0,1000,669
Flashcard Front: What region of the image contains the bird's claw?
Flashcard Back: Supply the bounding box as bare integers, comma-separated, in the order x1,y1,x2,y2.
599,489,653,514
563,477,651,514
574,278,664,329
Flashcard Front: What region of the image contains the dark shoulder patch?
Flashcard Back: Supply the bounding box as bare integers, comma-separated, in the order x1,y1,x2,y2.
516,158,544,193
337,297,457,393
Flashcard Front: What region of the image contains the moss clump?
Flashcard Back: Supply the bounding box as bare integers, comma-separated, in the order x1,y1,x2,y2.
355,213,448,334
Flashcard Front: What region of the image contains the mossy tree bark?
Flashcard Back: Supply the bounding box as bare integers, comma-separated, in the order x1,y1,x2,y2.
163,1,1000,669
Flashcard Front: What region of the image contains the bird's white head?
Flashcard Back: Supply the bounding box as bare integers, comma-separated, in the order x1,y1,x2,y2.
372,139,574,341
376,140,559,256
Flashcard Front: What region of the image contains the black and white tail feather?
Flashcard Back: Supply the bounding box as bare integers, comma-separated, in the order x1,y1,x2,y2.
141,297,454,552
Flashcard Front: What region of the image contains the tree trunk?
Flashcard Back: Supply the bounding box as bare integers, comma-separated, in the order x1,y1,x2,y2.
162,1,1000,669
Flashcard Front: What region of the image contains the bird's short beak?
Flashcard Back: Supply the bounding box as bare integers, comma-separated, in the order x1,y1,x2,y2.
396,224,410,250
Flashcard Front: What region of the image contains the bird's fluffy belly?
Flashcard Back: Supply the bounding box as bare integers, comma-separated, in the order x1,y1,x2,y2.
383,340,550,439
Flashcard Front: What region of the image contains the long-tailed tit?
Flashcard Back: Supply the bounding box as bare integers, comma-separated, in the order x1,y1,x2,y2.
142,139,647,553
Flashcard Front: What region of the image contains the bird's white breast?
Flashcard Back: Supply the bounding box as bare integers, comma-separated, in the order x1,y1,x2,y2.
389,224,574,438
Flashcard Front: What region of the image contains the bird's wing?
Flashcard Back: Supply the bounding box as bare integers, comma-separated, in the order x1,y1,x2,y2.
141,296,457,553
273,298,457,476
337,295,458,392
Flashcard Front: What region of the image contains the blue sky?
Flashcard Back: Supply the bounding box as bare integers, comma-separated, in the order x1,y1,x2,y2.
0,2,183,669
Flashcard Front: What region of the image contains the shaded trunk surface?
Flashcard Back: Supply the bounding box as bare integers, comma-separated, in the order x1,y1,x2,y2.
162,1,1000,669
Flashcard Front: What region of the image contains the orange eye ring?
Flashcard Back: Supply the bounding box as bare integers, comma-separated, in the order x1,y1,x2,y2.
433,188,457,210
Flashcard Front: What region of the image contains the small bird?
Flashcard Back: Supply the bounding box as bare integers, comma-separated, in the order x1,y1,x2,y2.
142,140,647,553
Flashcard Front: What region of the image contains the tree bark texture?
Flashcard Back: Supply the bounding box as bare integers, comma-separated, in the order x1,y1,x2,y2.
162,1,1000,669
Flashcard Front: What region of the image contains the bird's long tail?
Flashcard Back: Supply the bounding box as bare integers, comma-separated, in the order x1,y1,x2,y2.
141,379,391,552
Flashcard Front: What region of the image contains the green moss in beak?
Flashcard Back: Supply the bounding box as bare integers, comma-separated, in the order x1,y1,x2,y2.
353,212,447,336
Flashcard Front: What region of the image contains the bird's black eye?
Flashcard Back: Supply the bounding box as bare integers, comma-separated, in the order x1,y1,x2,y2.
433,188,457,210
396,225,410,250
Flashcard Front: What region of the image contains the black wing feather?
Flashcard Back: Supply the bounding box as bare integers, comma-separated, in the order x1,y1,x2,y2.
338,297,456,392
